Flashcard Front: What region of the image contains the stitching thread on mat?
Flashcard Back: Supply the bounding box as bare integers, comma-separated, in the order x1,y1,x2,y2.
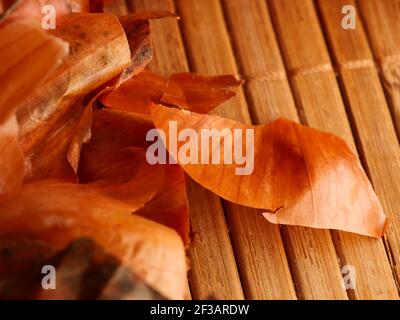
379,54,400,68
245,55,400,83
339,59,375,70
289,63,333,77
246,70,287,82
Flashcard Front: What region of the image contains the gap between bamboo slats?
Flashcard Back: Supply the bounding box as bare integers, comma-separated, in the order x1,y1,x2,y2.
358,0,400,139
316,0,400,295
128,0,244,300
269,0,399,299
176,0,350,299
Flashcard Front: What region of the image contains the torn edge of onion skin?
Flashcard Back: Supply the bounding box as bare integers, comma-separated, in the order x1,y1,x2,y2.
262,208,390,239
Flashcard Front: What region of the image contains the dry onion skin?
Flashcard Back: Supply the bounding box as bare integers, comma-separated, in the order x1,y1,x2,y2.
78,108,190,244
150,104,387,238
0,1,188,300
0,181,187,300
0,21,68,194
100,69,243,114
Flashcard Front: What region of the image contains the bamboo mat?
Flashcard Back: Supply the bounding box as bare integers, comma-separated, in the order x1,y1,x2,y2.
119,0,400,300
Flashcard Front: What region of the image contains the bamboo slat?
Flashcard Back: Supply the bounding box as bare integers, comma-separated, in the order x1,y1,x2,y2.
103,0,129,15
176,0,349,300
270,0,399,299
175,0,297,300
222,0,298,123
317,0,400,296
358,0,400,138
129,0,244,300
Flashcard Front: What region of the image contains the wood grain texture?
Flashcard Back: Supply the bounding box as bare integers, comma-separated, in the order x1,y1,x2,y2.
222,0,298,123
129,0,244,300
358,0,400,138
270,0,399,299
103,0,129,14
317,0,400,297
175,0,296,300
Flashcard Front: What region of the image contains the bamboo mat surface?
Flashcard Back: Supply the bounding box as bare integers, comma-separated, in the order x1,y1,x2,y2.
119,0,400,300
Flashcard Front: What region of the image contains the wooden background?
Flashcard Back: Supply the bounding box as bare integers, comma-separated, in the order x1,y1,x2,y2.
111,0,400,300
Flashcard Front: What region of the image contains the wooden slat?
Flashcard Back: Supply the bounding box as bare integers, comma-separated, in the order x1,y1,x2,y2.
222,0,298,123
176,0,349,300
103,0,129,14
269,0,399,299
317,0,400,295
174,0,296,300
358,0,400,138
129,0,244,300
